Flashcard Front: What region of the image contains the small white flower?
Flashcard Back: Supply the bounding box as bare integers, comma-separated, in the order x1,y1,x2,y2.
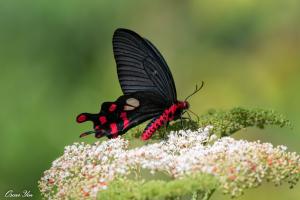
39,127,300,199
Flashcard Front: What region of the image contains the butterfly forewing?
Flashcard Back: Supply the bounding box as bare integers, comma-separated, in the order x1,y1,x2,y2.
113,28,177,105
143,38,177,100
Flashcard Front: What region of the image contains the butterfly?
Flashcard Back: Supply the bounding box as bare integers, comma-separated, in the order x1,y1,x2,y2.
76,28,202,140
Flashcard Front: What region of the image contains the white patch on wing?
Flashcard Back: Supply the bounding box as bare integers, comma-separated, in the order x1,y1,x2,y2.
124,105,135,111
126,98,140,108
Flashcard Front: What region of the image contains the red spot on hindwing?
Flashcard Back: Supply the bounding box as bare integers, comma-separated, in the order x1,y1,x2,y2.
120,112,129,129
110,123,118,137
99,116,107,124
109,104,117,112
77,114,87,123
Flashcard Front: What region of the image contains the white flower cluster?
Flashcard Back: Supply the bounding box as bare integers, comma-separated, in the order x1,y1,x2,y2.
39,127,300,199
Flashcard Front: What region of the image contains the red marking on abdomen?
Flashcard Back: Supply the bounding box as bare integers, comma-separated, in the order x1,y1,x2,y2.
141,115,165,140
99,116,107,124
120,112,129,129
141,104,181,140
109,104,117,112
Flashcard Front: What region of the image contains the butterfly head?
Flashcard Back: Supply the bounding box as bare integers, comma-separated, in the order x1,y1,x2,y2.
183,101,190,109
178,101,190,110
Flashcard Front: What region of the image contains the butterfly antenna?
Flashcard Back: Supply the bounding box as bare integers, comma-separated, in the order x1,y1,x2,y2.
184,81,204,101
180,112,186,130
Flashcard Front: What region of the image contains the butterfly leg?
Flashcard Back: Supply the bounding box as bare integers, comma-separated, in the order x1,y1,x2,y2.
185,111,195,130
180,113,186,130
164,121,169,131
162,121,169,138
185,111,192,122
188,109,200,123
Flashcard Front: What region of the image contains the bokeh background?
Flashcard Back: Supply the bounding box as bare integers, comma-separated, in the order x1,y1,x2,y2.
0,0,299,199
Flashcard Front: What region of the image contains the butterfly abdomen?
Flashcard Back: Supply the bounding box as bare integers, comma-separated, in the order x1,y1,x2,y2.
141,101,188,140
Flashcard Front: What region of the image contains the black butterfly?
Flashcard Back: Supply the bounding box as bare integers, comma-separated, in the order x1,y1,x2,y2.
76,28,202,140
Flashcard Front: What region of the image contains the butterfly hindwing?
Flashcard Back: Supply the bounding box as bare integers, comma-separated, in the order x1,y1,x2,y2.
76,91,166,138
106,92,166,137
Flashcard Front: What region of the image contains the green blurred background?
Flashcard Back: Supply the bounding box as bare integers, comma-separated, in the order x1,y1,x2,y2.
0,0,299,199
